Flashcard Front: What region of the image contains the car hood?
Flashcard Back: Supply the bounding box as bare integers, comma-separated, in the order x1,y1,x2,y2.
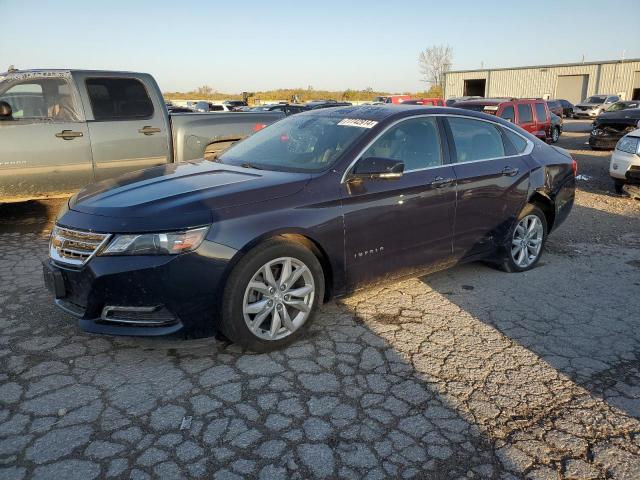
594,109,640,126
68,161,310,230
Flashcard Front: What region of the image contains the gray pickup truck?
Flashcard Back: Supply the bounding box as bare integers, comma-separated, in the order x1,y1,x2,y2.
0,69,283,201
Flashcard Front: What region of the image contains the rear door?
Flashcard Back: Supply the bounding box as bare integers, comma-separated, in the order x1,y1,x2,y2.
516,102,537,136
341,116,457,287
75,74,170,182
0,74,93,199
443,115,530,260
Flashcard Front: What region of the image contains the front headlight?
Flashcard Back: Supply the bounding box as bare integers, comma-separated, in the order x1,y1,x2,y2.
100,227,209,256
616,136,640,155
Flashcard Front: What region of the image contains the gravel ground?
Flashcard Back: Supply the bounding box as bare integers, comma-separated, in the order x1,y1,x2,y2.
1,124,639,479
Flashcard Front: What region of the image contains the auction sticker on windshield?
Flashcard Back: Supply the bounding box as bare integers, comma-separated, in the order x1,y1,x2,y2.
337,118,378,128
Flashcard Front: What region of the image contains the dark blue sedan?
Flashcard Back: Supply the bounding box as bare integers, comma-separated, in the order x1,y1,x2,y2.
44,105,576,351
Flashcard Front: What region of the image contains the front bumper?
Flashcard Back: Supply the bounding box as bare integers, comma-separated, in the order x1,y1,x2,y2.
575,109,599,118
44,240,238,337
610,149,640,182
589,134,621,150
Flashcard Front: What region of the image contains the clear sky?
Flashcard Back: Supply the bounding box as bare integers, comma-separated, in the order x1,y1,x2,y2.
2,0,639,93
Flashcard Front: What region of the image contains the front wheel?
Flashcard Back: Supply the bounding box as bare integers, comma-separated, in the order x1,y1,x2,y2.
613,179,626,194
551,126,560,143
498,204,547,273
220,238,325,352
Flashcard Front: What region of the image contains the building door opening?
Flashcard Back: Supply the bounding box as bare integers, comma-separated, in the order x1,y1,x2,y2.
632,72,640,100
463,79,486,97
556,75,589,104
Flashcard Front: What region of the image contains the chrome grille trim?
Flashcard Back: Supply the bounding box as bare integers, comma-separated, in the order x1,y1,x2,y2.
49,226,111,266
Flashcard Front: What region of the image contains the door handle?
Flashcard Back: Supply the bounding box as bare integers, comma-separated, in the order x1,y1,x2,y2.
55,130,83,140
429,176,454,188
138,126,161,135
501,166,519,177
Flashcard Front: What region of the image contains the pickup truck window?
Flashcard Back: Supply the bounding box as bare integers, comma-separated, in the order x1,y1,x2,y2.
0,78,79,122
86,77,154,121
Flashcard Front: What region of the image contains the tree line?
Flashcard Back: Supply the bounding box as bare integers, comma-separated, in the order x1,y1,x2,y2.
164,85,443,104
164,45,451,104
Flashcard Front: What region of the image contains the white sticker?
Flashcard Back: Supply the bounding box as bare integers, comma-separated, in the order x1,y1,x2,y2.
337,118,378,129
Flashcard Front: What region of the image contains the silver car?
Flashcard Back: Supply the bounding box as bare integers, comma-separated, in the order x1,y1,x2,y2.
574,94,620,119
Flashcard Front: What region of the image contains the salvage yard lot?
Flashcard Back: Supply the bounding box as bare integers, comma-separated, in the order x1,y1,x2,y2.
1,120,640,479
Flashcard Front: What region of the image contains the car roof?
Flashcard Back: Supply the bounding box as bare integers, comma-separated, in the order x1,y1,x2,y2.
297,104,522,127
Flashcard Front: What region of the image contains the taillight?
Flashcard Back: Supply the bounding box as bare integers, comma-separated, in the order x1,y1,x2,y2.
253,123,267,132
572,157,578,177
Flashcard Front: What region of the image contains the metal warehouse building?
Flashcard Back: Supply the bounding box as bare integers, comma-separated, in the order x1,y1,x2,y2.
444,59,640,104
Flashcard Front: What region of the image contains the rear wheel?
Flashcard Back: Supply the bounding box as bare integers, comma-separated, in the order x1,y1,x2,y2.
498,204,547,273
220,238,324,352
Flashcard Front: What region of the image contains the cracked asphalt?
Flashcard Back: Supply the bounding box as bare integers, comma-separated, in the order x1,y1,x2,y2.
1,120,640,479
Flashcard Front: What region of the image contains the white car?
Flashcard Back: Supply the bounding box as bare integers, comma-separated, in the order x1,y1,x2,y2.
610,127,640,193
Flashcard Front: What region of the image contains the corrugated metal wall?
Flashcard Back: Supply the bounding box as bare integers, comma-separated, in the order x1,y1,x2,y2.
445,61,640,100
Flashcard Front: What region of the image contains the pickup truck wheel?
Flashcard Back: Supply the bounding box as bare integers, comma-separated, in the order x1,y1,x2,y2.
498,204,547,273
220,238,324,352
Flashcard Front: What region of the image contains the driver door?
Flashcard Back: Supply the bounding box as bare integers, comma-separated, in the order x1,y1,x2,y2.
340,116,457,289
0,76,94,199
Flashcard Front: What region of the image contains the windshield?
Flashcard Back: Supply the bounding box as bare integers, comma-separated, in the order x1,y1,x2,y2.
607,102,638,112
585,96,606,104
219,113,372,173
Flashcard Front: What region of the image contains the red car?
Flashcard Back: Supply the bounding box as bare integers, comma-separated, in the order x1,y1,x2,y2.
454,98,552,142
402,98,445,106
373,95,412,104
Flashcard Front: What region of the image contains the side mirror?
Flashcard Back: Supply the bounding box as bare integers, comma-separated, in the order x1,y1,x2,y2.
0,101,12,120
351,157,404,180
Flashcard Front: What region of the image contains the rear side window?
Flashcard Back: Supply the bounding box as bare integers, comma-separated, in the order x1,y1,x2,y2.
500,106,515,122
503,128,529,154
86,77,154,121
534,103,548,122
447,117,505,162
517,104,533,123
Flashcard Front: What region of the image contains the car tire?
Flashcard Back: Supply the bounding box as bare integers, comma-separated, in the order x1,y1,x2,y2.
551,126,560,143
220,237,325,352
613,179,626,194
498,204,547,273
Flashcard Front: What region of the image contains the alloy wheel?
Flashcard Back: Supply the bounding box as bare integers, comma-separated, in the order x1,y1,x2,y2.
242,257,315,341
511,215,544,268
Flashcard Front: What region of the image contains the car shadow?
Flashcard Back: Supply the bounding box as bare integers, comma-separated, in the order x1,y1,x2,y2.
413,202,640,422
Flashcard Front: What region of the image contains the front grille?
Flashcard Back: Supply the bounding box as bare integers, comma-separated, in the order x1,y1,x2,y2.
50,226,111,266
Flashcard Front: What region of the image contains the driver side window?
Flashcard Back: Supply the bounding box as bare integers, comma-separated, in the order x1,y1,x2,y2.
0,78,79,122
361,117,442,172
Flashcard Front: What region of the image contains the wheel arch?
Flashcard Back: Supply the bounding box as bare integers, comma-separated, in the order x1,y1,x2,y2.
227,229,335,302
528,190,556,232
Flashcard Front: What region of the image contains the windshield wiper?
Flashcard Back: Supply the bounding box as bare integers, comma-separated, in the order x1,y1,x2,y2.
240,162,263,170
